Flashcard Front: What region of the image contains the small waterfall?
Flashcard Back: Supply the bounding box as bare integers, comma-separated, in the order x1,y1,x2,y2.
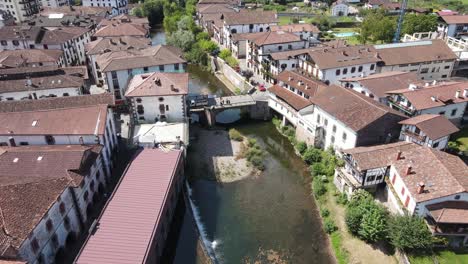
185,182,220,264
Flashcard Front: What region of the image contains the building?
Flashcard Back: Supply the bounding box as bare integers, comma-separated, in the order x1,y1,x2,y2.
85,36,151,83
398,114,459,150
331,0,349,16
438,15,468,39
95,45,186,101
0,102,117,176
268,70,405,150
364,0,401,12
375,40,457,80
0,10,14,28
197,4,235,37
339,71,419,104
75,149,185,264
0,0,39,23
26,13,97,29
0,144,108,263
39,6,112,18
268,48,313,76
0,66,86,101
93,22,148,39
270,23,320,44
0,26,43,50
0,49,64,68
221,10,278,47
125,72,189,123
298,45,380,84
335,142,468,246
245,31,307,80
40,0,68,8
386,81,468,124
82,0,128,16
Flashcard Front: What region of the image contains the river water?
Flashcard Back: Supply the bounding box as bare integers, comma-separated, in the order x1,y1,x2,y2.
151,28,333,264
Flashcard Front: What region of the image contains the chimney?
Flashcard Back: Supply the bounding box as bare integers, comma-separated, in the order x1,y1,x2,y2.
408,84,418,90
288,75,292,81
8,137,16,147
25,77,32,86
405,166,412,176
425,82,430,87
417,182,425,194
170,84,176,91
431,96,437,102
464,89,468,98
396,151,402,160
432,80,437,85
455,90,461,98
155,78,161,86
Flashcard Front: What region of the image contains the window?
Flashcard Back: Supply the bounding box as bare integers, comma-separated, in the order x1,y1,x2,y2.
166,105,169,111
351,67,356,73
414,127,421,135
159,65,165,72
439,111,446,115
442,74,447,78
90,180,95,191
0,40,6,46
324,119,328,126
420,68,429,74
316,114,320,123
143,67,148,72
432,142,439,148
231,29,237,34
343,68,348,74
12,40,19,46
331,135,335,143
336,69,340,76
45,135,55,145
332,125,336,133
376,175,383,181
370,64,375,70
158,97,164,102
46,219,53,232
83,190,89,201
342,132,347,142
51,234,59,248
455,195,461,200
366,176,375,182
401,187,405,196
444,65,450,69
358,66,363,72
63,93,69,96
19,142,29,146
288,44,292,50
451,109,457,116
174,64,179,71
137,105,144,114
136,98,142,103
278,46,282,51
30,238,39,253
59,203,66,215
63,216,71,231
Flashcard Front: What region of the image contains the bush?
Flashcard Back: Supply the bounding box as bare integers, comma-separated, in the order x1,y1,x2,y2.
295,141,307,155
247,138,257,147
199,39,218,53
272,117,281,128
229,129,243,141
196,31,210,41
312,179,327,198
246,147,263,161
321,208,330,217
219,49,232,60
225,56,239,68
303,147,322,164
324,218,338,234
345,205,363,235
388,214,434,251
358,206,387,243
336,193,348,205
249,155,265,171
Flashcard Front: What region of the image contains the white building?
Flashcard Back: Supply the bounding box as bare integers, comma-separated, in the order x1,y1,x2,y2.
221,10,278,48
268,70,405,151
438,15,468,39
82,0,128,16
270,23,320,44
0,144,109,263
245,31,307,81
386,81,468,125
0,49,64,68
398,114,459,150
125,72,189,124
331,0,349,16
268,48,311,76
41,0,68,8
95,45,186,101
0,0,39,23
375,40,457,80
338,71,419,104
85,36,151,85
298,45,381,84
336,141,468,246
0,9,14,27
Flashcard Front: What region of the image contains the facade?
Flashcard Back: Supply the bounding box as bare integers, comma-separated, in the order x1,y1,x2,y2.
268,70,405,150
298,45,380,84
93,23,148,39
95,45,186,101
0,144,109,263
125,72,189,124
82,0,128,16
270,23,320,44
386,81,468,124
75,149,185,264
331,1,349,16
268,48,311,76
221,10,278,48
375,40,457,80
0,0,39,23
0,49,64,68
339,71,419,104
41,0,68,8
0,103,117,176
85,36,151,84
245,31,307,80
398,114,459,150
336,142,468,246
438,15,468,39
0,10,14,27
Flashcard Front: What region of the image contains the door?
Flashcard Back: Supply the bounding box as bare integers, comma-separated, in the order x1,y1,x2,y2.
159,104,165,114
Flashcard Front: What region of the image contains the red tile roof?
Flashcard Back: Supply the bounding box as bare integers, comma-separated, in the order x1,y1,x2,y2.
75,149,183,264
427,201,468,224
440,15,468,24
307,45,380,69
223,10,278,25
399,114,459,140
269,85,312,111
271,23,320,33
126,72,189,97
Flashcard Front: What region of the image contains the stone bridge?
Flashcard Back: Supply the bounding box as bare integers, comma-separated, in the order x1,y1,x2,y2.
189,94,271,126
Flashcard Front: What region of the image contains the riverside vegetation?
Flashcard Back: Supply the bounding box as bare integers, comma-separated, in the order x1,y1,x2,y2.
229,128,265,171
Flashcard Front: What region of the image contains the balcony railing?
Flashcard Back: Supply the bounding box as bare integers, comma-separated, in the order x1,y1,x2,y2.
402,129,426,141
387,97,416,115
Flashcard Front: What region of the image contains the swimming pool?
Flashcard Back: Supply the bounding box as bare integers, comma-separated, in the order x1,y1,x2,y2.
334,32,358,37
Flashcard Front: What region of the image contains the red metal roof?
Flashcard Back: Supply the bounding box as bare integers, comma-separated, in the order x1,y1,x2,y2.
75,148,182,264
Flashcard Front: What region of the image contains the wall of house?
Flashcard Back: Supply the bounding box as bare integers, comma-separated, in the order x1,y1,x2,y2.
399,124,450,150
258,40,306,55
322,63,376,84
223,22,278,48
268,94,299,126
270,58,298,76
130,95,186,124
0,87,81,101
378,60,455,80
420,102,467,122
82,0,128,14
331,4,349,16
339,80,388,103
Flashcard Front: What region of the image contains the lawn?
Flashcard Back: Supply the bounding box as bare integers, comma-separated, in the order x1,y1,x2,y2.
409,250,468,264
450,126,468,154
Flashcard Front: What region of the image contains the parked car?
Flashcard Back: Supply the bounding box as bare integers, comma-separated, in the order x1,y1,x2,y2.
258,84,266,92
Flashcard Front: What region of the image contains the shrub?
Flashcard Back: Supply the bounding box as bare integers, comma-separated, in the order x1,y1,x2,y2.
324,218,338,234
336,193,348,205
321,208,330,217
246,147,263,161
303,147,322,164
310,162,326,177
225,56,239,68
312,179,327,198
295,141,307,155
358,206,387,243
196,31,210,41
272,117,281,128
199,39,218,53
219,49,232,60
249,155,265,171
247,138,257,147
229,129,243,141
388,214,434,251
345,206,363,235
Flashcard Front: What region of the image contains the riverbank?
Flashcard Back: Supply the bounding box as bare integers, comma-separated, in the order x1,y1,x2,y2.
188,125,255,183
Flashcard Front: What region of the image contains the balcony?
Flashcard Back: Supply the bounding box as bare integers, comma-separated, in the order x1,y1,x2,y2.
387,97,416,116
336,167,362,189
402,129,426,142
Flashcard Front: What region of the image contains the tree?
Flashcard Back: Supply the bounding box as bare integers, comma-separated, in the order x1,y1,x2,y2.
388,214,434,251
167,29,194,51
359,10,396,44
302,147,322,164
142,0,166,26
199,39,218,53
358,206,387,242
196,32,210,41
185,43,208,65
295,141,307,155
402,14,438,36
219,49,232,60
132,6,144,18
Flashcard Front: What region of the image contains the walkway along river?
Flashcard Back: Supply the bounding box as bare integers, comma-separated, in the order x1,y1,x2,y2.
151,28,334,264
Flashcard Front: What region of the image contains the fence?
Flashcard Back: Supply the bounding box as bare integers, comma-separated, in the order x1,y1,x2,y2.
214,57,253,92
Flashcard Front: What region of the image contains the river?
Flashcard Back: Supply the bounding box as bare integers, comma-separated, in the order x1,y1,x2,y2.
151,27,333,264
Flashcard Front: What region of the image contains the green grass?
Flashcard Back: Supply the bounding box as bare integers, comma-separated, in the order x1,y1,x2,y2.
330,227,349,264
450,126,468,153
409,250,468,264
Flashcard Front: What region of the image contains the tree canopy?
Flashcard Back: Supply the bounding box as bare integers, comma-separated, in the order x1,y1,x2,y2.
388,214,434,251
